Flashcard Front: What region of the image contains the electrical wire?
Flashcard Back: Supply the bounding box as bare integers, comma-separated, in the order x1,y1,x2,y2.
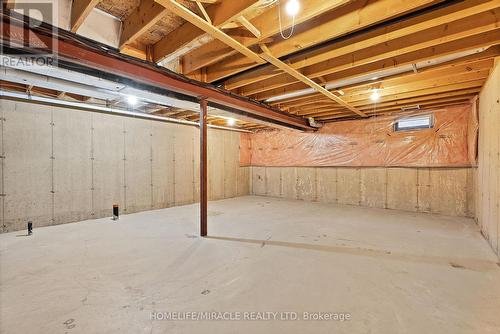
278,0,296,40
259,0,278,8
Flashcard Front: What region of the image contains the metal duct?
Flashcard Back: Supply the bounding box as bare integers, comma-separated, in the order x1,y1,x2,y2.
0,91,252,133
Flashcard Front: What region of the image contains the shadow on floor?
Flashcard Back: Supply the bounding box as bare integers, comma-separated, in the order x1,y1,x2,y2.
206,235,499,272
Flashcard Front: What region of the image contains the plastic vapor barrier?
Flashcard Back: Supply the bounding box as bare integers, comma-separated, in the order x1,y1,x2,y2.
241,104,475,167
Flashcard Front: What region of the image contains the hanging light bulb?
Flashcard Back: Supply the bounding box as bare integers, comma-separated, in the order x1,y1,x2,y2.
370,89,380,102
227,118,236,126
285,0,300,16
279,0,299,40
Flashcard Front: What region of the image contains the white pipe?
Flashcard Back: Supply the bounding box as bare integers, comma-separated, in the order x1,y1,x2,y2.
265,87,315,103
265,47,488,102
0,55,125,91
1,57,231,115
0,91,252,133
1,67,118,100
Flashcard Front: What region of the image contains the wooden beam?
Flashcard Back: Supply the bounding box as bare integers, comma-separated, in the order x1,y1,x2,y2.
182,0,355,74
204,0,445,82
188,0,218,3
283,72,487,110
227,0,500,91
283,79,486,109
237,5,500,96
200,98,208,237
345,70,489,102
345,64,492,102
299,89,482,117
236,16,261,38
268,46,499,107
172,110,196,118
195,1,211,24
319,99,474,120
3,1,16,9
155,0,265,65
254,29,500,102
120,42,148,60
358,92,480,110
290,57,493,109
119,0,170,48
345,58,493,96
259,44,367,117
152,0,259,63
146,45,154,62
153,0,366,117
71,0,99,32
0,81,60,98
302,17,500,83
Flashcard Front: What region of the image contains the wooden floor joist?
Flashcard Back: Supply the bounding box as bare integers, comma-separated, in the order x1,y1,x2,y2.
154,0,365,117
182,0,354,74
119,0,171,48
247,25,500,102
203,0,447,82
70,0,99,32
225,0,500,92
258,44,367,117
155,0,265,65
153,0,263,64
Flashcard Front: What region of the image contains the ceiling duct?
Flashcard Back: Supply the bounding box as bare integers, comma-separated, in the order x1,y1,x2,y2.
307,117,324,129
0,9,312,130
0,90,252,133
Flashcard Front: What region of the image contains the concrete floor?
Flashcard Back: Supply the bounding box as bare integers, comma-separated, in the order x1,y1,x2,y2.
1,196,499,334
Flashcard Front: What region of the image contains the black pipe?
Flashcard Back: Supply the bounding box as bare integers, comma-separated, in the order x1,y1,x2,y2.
113,205,119,220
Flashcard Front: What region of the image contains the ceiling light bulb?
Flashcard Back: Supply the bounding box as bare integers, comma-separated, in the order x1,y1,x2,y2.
227,118,236,126
285,0,300,16
370,90,380,102
126,95,138,105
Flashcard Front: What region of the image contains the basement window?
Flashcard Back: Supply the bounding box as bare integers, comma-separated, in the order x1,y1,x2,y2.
394,114,433,132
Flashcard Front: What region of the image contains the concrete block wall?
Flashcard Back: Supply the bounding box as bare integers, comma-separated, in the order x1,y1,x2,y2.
251,166,475,218
477,58,500,257
0,99,249,232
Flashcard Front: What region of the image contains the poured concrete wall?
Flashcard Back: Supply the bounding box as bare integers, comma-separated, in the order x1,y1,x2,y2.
477,58,500,257
251,166,475,218
0,100,249,232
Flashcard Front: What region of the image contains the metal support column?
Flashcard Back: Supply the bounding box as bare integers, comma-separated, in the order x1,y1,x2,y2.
200,98,208,237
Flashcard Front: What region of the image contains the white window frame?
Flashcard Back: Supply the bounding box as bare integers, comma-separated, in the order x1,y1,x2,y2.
394,114,434,132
